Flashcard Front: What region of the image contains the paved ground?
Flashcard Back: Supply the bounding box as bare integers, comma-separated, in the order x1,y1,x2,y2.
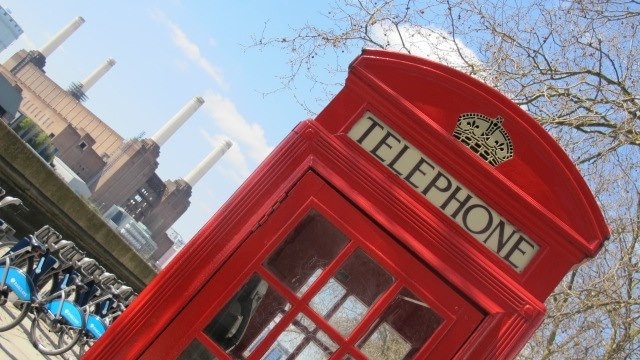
0,306,83,360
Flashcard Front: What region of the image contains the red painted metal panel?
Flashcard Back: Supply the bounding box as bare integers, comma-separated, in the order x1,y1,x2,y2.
143,172,484,359
317,49,608,253
85,50,608,360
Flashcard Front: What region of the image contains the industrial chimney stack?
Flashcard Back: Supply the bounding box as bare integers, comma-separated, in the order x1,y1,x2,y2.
39,16,85,58
184,139,233,187
68,58,116,101
151,97,205,147
9,16,85,74
91,96,205,210
80,58,116,92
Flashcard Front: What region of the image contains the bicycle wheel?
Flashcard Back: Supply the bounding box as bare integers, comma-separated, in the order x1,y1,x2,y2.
33,271,58,299
0,264,30,331
0,293,29,331
0,239,34,272
74,334,91,357
0,238,38,331
0,240,16,257
59,327,85,356
30,311,81,355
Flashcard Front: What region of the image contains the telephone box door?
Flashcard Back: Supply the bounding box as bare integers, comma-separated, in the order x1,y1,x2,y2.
144,172,483,359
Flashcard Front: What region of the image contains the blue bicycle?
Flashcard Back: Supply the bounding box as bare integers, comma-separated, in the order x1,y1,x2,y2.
0,206,137,356
0,228,87,355
28,256,97,355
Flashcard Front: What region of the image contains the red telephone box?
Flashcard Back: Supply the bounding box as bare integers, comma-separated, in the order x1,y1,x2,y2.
86,49,609,359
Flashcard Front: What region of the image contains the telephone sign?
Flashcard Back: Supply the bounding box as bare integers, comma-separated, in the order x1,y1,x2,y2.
349,112,538,271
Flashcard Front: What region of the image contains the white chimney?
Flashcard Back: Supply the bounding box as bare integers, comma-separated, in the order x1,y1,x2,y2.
39,16,85,58
80,58,116,93
151,96,205,146
184,139,233,187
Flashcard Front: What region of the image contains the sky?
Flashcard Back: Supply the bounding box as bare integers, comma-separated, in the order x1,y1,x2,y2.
0,1,341,242
0,1,479,248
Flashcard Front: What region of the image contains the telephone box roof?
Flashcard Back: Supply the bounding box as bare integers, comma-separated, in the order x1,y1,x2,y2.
318,49,609,256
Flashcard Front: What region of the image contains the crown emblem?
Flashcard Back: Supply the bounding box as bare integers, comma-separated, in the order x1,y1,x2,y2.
453,113,514,166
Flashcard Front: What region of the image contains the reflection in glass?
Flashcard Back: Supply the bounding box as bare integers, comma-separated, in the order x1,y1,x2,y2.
360,323,411,360
178,340,217,360
358,288,443,360
243,313,285,358
309,279,346,316
203,274,289,358
310,249,394,336
265,211,349,296
262,313,338,360
329,295,367,336
297,268,322,297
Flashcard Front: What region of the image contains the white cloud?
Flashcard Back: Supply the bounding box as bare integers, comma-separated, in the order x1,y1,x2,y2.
202,90,273,164
152,10,227,90
200,128,252,180
149,11,272,204
370,21,483,75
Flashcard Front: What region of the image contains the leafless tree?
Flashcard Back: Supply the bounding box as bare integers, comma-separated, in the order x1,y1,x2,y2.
250,1,640,358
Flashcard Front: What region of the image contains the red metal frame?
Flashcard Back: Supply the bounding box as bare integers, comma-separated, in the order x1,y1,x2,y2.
85,50,608,360
141,172,482,359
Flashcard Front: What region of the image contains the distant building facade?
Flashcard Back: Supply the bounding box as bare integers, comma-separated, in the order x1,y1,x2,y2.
0,17,231,263
104,205,157,260
0,6,22,53
0,71,22,122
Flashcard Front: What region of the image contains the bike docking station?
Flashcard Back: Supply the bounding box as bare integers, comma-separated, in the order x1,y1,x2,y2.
86,49,609,359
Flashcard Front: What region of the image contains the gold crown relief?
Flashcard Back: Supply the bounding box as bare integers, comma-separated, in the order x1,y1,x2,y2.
453,113,514,166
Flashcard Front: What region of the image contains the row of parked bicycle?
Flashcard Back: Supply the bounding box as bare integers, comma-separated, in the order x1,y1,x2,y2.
0,190,137,356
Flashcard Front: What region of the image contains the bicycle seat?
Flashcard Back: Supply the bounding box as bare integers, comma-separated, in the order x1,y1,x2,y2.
76,257,97,266
27,235,47,252
116,286,133,298
34,225,63,245
98,272,117,285
48,239,75,252
77,257,99,275
89,265,106,279
59,246,85,263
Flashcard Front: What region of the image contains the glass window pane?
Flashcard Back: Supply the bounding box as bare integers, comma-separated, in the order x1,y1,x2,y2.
262,313,338,360
360,323,411,360
178,340,217,360
204,274,290,358
358,288,443,360
328,295,367,336
264,211,349,296
309,278,346,316
263,343,288,360
310,249,394,336
296,342,329,360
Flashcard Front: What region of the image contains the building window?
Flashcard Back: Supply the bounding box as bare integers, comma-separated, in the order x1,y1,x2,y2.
78,141,88,150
